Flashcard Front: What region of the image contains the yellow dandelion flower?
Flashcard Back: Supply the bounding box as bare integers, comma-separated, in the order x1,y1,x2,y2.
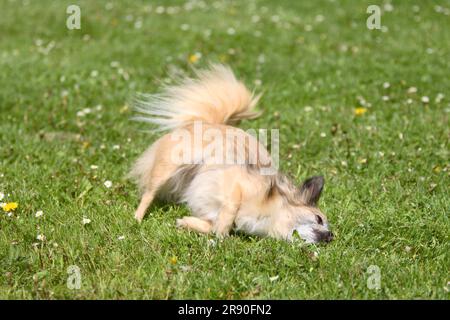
188,53,201,64
2,202,18,212
354,107,367,116
219,54,228,62
169,256,178,265
120,104,129,114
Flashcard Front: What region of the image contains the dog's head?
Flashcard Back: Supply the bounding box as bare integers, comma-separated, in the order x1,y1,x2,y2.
292,176,333,243
269,175,333,243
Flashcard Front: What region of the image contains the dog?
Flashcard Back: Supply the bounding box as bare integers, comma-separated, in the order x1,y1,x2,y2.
129,64,333,243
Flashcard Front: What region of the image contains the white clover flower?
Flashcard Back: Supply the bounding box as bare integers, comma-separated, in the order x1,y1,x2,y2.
203,29,212,37
407,87,418,94
90,165,98,170
0,192,4,201
269,275,279,282
180,265,192,272
112,145,121,150
227,28,236,35
421,96,430,103
76,108,92,117
257,54,265,64
382,95,390,101
104,181,113,188
82,217,91,225
435,93,444,103
36,234,46,241
167,6,179,15
118,235,125,240
35,210,44,218
383,82,390,89
155,6,165,14
251,15,260,23
384,3,394,12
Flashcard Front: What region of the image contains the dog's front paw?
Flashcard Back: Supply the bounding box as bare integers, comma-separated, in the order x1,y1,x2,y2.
134,213,144,223
212,226,230,239
176,218,187,229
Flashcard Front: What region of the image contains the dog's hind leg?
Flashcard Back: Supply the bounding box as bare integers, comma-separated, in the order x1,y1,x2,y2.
134,161,180,223
176,216,213,234
134,190,156,222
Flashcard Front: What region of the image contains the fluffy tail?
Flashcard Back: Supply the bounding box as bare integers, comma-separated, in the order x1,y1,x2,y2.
133,64,261,131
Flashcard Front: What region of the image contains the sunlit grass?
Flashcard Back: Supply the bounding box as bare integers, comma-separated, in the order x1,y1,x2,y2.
0,0,449,299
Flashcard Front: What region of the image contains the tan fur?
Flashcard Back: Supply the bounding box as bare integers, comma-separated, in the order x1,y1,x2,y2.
129,64,333,243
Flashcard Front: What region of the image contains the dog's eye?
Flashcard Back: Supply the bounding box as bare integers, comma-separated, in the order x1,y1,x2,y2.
316,215,323,225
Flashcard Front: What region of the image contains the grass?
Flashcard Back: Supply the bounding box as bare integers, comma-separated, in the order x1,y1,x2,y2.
0,0,449,299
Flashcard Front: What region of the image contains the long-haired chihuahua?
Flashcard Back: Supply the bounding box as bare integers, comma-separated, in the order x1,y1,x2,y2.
129,64,333,243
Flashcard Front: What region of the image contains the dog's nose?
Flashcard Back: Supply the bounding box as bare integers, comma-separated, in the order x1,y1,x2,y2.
315,230,334,243
324,231,334,242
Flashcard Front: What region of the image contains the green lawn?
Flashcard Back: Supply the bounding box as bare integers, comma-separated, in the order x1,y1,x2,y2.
0,0,449,299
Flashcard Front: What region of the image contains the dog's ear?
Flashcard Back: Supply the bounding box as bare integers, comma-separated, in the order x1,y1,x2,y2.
299,176,324,206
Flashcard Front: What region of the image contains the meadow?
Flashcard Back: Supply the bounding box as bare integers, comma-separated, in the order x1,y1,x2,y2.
0,0,449,299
